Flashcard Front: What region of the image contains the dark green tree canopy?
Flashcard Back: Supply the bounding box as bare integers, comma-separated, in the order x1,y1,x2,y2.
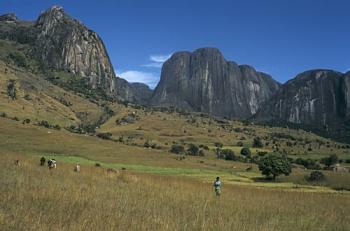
258,154,292,179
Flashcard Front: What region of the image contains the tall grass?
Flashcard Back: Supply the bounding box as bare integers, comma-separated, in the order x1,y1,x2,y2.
0,154,349,231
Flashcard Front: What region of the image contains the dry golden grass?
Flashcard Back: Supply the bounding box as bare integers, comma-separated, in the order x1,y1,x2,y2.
0,61,104,126
0,154,349,231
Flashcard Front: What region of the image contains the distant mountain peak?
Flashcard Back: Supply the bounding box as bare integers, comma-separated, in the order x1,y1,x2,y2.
150,47,280,118
0,13,18,22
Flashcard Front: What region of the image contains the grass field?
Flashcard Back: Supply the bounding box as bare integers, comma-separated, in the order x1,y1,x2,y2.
0,154,349,231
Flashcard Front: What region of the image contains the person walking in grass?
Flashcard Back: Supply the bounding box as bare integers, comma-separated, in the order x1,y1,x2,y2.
213,177,221,196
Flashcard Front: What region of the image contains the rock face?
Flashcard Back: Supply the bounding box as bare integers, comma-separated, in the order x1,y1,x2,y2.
114,77,152,105
342,72,350,117
255,70,350,142
256,70,345,125
150,48,280,118
0,6,151,103
34,6,116,94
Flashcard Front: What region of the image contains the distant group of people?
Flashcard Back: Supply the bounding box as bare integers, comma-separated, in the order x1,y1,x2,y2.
39,156,79,172
40,156,56,169
15,157,222,196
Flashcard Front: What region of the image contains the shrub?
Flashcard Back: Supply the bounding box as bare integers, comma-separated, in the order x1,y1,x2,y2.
320,154,338,167
22,118,30,124
170,144,185,154
220,149,236,161
199,144,209,150
258,154,292,179
97,132,112,140
240,147,251,158
307,171,326,182
7,80,16,100
144,140,151,148
253,137,263,148
214,142,223,148
294,158,321,170
7,52,27,68
187,144,200,156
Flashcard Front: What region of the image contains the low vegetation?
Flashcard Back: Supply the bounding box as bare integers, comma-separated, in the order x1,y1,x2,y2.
0,154,349,231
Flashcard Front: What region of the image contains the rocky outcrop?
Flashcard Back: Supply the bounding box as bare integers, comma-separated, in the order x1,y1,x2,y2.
255,70,350,142
0,6,151,104
0,13,18,22
342,72,350,117
150,48,280,118
34,6,116,94
114,77,152,105
255,70,345,125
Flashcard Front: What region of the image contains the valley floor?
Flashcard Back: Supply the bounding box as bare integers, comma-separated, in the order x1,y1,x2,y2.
0,154,349,231
0,118,350,230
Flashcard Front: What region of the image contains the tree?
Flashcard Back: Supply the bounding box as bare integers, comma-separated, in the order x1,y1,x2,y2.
240,147,251,158
187,144,200,156
214,142,223,149
170,144,185,154
320,154,338,167
221,149,236,161
307,171,325,182
7,80,16,100
253,137,263,148
214,142,223,158
258,154,292,179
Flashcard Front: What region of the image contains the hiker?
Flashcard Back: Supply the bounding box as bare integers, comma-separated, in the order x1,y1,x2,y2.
40,157,46,166
14,159,20,166
74,164,80,172
48,159,57,169
213,177,221,196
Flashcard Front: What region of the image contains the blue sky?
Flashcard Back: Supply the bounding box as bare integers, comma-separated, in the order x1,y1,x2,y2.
1,0,350,88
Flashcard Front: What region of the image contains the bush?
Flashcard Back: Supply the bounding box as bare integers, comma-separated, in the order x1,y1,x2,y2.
199,144,209,150
214,142,223,148
253,137,263,148
320,154,338,167
97,132,112,140
294,158,321,170
187,144,200,156
22,118,30,124
258,154,292,179
170,144,185,154
240,147,251,158
7,80,16,100
7,52,27,68
307,171,326,182
220,149,236,161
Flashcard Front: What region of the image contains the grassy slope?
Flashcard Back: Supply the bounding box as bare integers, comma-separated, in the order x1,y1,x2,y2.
99,105,350,160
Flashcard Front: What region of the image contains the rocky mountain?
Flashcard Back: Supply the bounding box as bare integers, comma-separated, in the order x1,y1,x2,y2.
0,6,151,103
114,77,152,105
150,48,281,119
255,70,350,142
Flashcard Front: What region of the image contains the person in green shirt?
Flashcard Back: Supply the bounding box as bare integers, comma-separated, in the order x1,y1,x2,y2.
213,177,221,196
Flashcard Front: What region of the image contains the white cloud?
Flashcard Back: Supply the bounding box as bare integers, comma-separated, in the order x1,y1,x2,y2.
143,53,172,68
150,54,171,63
116,70,159,89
